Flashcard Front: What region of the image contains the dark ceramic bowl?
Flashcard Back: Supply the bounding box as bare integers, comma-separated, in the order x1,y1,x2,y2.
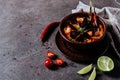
59,12,107,55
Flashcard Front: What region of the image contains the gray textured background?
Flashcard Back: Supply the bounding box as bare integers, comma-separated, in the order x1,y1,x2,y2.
0,0,120,80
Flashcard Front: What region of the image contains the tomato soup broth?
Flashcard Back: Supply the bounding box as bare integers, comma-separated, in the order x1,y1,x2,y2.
63,14,105,44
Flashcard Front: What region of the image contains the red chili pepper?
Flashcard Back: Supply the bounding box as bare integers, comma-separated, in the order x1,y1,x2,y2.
40,22,60,42
93,8,98,27
93,12,97,26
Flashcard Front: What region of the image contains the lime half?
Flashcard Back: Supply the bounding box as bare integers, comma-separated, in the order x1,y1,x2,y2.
77,64,93,75
97,56,114,72
88,67,96,80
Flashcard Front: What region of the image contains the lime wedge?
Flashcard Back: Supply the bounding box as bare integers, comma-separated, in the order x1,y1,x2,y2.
97,56,114,72
88,67,96,80
77,64,92,75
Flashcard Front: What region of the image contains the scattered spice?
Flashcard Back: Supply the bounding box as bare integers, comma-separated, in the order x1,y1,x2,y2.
30,23,33,26
37,72,40,76
25,33,28,36
13,57,17,60
18,25,22,28
30,65,34,68
29,42,32,45
42,41,52,50
3,54,5,56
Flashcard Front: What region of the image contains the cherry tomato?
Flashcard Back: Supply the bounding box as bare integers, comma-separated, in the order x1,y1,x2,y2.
44,59,53,68
55,58,65,66
46,51,55,59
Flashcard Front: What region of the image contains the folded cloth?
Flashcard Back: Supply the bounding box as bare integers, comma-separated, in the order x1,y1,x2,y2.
72,1,120,58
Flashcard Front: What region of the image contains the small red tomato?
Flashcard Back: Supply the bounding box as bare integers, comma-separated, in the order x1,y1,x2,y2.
44,59,53,68
55,58,64,66
46,51,55,59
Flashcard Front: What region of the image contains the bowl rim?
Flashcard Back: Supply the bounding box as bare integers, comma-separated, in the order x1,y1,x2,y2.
59,12,106,45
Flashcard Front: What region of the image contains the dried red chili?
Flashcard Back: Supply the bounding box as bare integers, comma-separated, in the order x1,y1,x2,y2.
40,22,60,42
93,8,98,27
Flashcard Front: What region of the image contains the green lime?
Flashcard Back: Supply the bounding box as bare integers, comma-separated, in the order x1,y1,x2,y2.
88,67,96,80
77,64,93,75
97,56,114,72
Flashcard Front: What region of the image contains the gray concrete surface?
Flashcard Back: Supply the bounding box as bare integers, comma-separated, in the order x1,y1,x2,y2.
0,0,120,80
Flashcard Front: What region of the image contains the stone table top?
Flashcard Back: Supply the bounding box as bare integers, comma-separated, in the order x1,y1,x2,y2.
0,0,120,80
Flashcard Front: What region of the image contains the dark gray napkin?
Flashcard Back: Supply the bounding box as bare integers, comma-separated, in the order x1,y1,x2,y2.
72,1,120,58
